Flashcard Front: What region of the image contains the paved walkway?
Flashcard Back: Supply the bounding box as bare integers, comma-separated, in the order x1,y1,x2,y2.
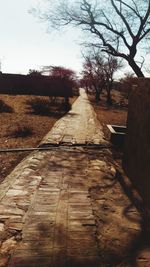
0,89,106,267
42,88,106,145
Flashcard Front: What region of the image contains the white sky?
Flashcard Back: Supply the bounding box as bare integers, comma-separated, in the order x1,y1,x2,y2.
0,0,149,78
0,0,83,75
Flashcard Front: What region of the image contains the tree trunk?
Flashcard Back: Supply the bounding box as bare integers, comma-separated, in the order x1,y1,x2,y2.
106,84,113,105
94,85,101,102
106,90,112,105
128,59,145,77
64,97,71,111
95,90,100,102
85,85,89,94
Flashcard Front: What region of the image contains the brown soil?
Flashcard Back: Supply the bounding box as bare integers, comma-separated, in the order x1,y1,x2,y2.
90,91,149,266
0,95,75,182
90,89,128,165
90,89,128,136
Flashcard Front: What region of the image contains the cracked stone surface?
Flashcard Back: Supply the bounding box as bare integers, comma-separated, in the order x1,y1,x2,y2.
0,89,143,266
41,88,107,145
0,149,104,267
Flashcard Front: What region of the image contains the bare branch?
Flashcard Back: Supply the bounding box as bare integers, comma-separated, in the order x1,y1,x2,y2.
111,0,134,38
79,0,131,49
31,0,150,77
116,0,142,19
137,0,150,39
139,27,150,41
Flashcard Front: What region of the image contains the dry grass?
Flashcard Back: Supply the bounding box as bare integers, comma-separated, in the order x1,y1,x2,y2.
90,89,128,166
0,90,128,183
90,89,128,139
0,94,76,182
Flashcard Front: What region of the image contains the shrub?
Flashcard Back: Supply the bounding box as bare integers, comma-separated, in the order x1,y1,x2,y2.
9,126,34,138
0,100,14,113
26,98,51,115
26,97,67,116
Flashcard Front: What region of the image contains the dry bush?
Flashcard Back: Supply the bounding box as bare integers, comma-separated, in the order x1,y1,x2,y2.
26,98,52,115
0,100,14,113
25,97,71,116
8,125,34,138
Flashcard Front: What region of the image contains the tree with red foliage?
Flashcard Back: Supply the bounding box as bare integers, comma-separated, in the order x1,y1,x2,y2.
28,69,42,76
42,65,77,88
42,65,78,109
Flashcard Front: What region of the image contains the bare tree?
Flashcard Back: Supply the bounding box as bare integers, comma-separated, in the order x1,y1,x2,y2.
35,0,150,77
81,49,121,103
103,55,122,104
81,51,105,101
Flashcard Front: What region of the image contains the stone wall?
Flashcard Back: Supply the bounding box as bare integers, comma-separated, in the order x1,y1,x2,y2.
123,78,150,208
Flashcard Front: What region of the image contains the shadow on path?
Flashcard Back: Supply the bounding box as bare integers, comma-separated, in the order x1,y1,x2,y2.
117,170,150,266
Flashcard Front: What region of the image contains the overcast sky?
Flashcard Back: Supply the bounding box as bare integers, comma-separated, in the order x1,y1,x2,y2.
0,0,149,78
0,0,83,75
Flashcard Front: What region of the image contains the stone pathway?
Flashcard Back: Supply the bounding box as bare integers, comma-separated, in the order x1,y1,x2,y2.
0,89,106,267
42,88,106,145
